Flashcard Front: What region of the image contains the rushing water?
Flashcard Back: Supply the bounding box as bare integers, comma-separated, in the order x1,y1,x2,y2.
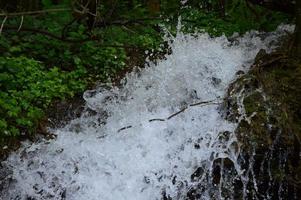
0,25,293,200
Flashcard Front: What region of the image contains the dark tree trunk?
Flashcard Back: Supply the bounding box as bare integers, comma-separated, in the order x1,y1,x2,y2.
51,0,61,4
218,0,226,17
126,0,134,9
247,0,295,14
147,0,160,15
86,0,97,30
295,0,301,59
72,0,99,30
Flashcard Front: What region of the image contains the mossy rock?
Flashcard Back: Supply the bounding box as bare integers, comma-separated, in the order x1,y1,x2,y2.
243,91,265,116
223,48,301,199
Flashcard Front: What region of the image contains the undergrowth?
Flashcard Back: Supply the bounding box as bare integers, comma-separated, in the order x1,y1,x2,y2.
0,0,290,145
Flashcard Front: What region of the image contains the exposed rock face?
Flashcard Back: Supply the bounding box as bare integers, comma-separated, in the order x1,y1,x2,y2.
223,49,301,199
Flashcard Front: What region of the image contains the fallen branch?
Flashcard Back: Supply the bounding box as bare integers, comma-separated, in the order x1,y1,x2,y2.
117,98,223,133
3,25,139,48
2,16,185,45
117,125,132,133
17,16,24,32
149,118,165,122
97,17,163,27
96,17,203,28
4,25,84,42
167,106,188,120
0,15,7,35
0,8,71,17
61,17,79,39
190,99,220,107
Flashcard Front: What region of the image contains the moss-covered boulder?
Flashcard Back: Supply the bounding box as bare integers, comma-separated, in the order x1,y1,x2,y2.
223,49,301,199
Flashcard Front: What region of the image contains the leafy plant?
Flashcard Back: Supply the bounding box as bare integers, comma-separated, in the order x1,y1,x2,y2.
0,56,86,137
0,0,290,144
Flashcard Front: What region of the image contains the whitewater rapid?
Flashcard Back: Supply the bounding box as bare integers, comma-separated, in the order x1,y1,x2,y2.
0,25,293,200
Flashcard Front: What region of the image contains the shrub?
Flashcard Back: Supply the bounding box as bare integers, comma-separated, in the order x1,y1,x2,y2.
0,56,86,137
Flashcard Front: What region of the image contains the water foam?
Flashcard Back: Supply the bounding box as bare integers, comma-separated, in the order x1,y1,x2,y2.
0,25,293,200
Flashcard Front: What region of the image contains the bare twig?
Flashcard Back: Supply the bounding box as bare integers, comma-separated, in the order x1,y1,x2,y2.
73,0,97,17
97,17,162,28
3,25,140,49
3,15,163,42
167,106,188,120
190,99,221,107
17,16,24,32
149,118,165,122
79,5,96,17
0,15,7,35
117,126,132,133
61,17,79,39
5,25,85,42
117,98,224,133
73,8,96,17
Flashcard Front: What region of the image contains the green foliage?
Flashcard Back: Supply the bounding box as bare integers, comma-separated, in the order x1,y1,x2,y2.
41,0,53,8
0,0,291,142
79,42,126,79
102,25,161,49
0,56,86,137
178,1,290,36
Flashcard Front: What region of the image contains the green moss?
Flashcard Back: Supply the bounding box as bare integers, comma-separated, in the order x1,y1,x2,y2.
243,92,265,116
227,48,301,197
254,58,301,139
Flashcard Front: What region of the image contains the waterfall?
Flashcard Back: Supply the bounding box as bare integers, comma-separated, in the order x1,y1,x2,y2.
0,25,293,200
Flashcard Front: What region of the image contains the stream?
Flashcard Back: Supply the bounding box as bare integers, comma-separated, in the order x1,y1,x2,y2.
0,25,293,200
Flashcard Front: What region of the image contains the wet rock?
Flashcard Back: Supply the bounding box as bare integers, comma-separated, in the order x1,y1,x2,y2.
211,77,222,86
193,143,200,149
172,176,177,185
47,97,86,129
223,48,301,199
0,164,12,192
0,164,11,181
217,131,231,143
161,190,172,200
144,176,150,184
69,123,82,133
212,158,235,185
186,188,202,200
189,89,199,99
191,167,204,181
254,49,267,64
212,164,221,185
60,189,66,199
235,70,245,76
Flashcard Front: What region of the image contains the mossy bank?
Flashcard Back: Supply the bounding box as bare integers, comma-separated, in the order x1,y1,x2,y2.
223,37,301,198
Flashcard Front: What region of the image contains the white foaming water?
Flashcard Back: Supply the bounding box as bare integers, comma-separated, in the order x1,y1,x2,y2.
1,25,293,200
